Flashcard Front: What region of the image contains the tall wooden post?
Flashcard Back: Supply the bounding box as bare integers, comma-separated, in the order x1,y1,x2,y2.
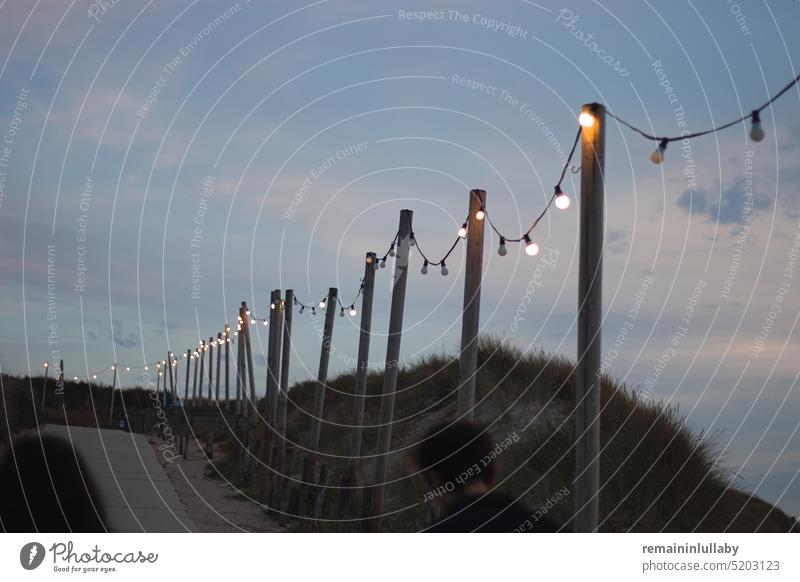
198,341,206,405
236,309,244,416
58,359,64,405
457,189,486,419
371,209,412,528
299,287,337,517
107,364,117,425
41,363,49,410
156,364,161,400
215,332,222,402
207,336,214,401
242,301,257,421
278,289,294,440
575,102,605,533
265,289,281,426
339,252,377,518
225,324,231,413
184,349,191,404
166,352,174,406
192,349,199,406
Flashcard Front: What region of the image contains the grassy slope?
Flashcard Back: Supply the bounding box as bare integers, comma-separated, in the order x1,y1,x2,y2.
279,336,797,532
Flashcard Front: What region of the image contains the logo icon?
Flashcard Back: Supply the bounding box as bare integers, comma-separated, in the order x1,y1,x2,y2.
20,542,46,570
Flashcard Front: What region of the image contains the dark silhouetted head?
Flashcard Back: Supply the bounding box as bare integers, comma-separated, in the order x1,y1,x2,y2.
0,434,105,532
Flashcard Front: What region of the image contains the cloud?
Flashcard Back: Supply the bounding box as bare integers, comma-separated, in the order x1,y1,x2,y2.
676,176,772,225
111,319,140,348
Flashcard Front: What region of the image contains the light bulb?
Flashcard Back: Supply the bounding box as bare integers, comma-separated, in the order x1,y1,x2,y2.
421,260,429,275
498,236,507,256
458,223,468,239
144,366,149,371
339,308,345,317
750,110,764,142
579,111,595,127
312,307,316,316
92,374,97,380
74,376,78,381
524,234,540,256
388,245,395,257
409,234,416,247
299,306,304,314
110,365,115,370
43,362,48,368
554,186,571,210
270,302,275,309
380,258,386,268
349,306,357,316
262,320,268,326
246,310,250,316
441,261,448,276
475,208,485,220
250,319,255,325
319,300,326,308
366,256,373,265
651,139,668,165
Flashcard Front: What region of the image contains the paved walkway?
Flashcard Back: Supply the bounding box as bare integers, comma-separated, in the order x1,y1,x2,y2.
43,425,196,532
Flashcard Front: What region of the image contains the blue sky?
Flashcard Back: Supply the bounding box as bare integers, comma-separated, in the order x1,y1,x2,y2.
1,0,799,517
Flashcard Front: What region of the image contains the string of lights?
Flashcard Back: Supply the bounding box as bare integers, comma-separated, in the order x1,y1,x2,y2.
46,71,800,386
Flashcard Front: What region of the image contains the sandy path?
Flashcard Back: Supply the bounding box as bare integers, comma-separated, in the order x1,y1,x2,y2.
150,435,285,532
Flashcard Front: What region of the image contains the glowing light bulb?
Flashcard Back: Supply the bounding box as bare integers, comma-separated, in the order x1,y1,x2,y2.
458,223,468,239
349,306,357,317
92,374,97,380
319,299,326,308
43,362,49,368
421,260,429,275
524,234,540,256
246,310,251,316
651,139,668,164
475,208,485,221
110,365,115,370
144,366,149,371
126,367,130,371
750,110,765,142
262,320,268,326
74,376,78,381
366,256,374,265
498,236,507,256
579,111,595,127
441,261,448,276
554,186,570,210
270,302,275,309
250,319,255,325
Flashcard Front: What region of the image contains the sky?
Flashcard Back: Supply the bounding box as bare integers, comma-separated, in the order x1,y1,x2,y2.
0,0,798,517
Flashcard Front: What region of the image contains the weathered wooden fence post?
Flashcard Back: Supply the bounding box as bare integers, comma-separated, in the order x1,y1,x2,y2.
207,336,214,401
167,352,175,406
184,349,191,405
370,209,412,530
225,324,231,413
192,347,199,406
457,189,486,419
107,363,117,425
242,301,257,421
215,332,222,402
236,308,244,416
266,289,282,427
41,362,49,411
198,340,206,405
299,287,338,518
575,102,605,533
338,252,377,521
273,289,293,510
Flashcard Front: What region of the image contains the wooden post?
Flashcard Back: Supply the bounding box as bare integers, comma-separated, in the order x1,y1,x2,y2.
171,354,178,401
192,348,199,406
225,324,231,413
371,209,412,528
207,337,214,401
41,363,49,410
184,349,191,405
457,189,486,419
236,309,244,416
58,359,64,406
339,252,377,518
156,364,161,400
107,364,117,425
299,287,338,517
215,332,222,402
575,102,605,533
198,341,206,405
167,352,175,406
278,289,294,440
242,301,257,421
265,289,281,427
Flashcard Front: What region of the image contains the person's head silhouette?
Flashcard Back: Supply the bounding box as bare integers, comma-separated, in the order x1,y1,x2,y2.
0,434,105,532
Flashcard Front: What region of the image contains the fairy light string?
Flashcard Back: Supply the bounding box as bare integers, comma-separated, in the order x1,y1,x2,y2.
55,71,800,383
